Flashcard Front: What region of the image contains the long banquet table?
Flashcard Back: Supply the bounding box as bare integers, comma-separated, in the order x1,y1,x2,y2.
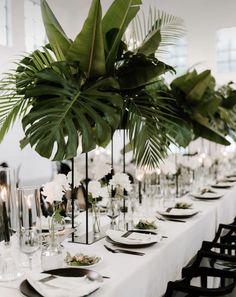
1,183,236,297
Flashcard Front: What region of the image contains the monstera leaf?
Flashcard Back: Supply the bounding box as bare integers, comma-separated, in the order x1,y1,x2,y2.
20,67,123,160
1,48,123,160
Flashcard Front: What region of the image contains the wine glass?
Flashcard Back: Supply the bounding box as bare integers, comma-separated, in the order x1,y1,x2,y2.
106,198,120,230
17,187,41,269
66,198,80,220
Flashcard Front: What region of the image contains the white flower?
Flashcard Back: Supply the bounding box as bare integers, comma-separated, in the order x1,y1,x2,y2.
42,181,64,203
177,156,202,170
99,186,109,199
203,156,212,168
159,160,177,175
67,170,84,187
91,161,111,180
54,174,70,191
109,173,132,192
88,181,102,198
135,168,145,181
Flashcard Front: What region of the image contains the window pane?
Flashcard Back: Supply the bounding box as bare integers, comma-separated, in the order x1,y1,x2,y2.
0,0,11,46
216,27,236,73
158,37,188,76
24,0,47,52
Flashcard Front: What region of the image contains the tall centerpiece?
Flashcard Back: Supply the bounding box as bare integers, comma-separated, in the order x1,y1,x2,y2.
0,0,188,243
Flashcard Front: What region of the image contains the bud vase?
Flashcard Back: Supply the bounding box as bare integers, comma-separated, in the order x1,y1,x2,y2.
41,203,65,271
92,204,101,237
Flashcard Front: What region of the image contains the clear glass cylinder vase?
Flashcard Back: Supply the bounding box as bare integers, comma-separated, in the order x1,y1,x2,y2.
92,204,101,237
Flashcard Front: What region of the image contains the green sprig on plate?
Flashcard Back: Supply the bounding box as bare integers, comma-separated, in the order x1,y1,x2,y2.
65,252,101,266
135,219,157,230
175,202,192,209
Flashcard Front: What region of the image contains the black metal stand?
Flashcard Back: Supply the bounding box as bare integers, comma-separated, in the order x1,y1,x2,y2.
71,158,75,242
72,152,109,245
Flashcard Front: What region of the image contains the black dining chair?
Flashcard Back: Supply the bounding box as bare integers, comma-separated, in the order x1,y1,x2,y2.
164,259,236,297
213,224,236,245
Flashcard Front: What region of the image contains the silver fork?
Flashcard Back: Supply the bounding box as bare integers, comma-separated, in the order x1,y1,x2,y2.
104,245,145,256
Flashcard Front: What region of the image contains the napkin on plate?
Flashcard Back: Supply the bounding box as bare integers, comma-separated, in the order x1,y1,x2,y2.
164,208,194,215
106,230,159,245
26,272,101,297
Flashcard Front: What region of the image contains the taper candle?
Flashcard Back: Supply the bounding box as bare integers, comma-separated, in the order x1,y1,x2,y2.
27,196,33,228
1,186,10,242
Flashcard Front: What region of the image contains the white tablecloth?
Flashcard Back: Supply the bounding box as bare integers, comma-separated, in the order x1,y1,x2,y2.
1,184,236,297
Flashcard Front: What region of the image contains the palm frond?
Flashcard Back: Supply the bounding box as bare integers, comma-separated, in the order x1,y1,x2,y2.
0,74,30,143
126,7,185,54
0,47,60,144
124,91,179,168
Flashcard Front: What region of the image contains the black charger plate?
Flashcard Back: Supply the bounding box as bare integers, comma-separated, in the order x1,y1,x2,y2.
20,267,101,297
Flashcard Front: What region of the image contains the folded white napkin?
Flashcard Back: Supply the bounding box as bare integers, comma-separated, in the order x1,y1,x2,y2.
166,208,195,215
106,230,158,245
26,272,101,297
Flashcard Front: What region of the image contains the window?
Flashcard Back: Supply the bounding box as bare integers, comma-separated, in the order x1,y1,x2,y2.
158,37,188,76
216,27,236,73
0,0,11,46
24,0,47,52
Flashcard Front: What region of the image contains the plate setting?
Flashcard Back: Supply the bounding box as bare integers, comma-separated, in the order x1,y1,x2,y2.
211,182,232,188
157,208,198,219
20,268,103,297
105,230,160,248
190,192,223,200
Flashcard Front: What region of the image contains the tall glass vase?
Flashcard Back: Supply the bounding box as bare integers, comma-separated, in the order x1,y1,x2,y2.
0,168,21,281
17,187,41,270
92,204,101,237
106,197,120,230
41,202,64,271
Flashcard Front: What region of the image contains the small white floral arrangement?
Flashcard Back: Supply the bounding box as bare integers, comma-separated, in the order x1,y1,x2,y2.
42,174,70,204
159,159,177,176
88,180,109,203
68,153,111,187
109,172,132,195
42,174,71,227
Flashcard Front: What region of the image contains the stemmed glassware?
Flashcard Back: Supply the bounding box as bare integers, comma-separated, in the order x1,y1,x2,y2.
17,187,41,269
106,198,120,230
66,197,80,220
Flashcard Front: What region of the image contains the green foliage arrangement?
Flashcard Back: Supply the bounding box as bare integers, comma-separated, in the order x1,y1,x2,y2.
153,70,236,148
0,0,186,169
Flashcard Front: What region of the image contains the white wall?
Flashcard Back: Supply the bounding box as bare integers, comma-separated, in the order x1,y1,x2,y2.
148,0,236,84
0,0,236,184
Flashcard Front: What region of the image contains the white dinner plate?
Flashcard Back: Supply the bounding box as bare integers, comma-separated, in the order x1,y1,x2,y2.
157,208,198,218
106,230,159,247
211,182,232,188
191,192,223,199
222,177,236,182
